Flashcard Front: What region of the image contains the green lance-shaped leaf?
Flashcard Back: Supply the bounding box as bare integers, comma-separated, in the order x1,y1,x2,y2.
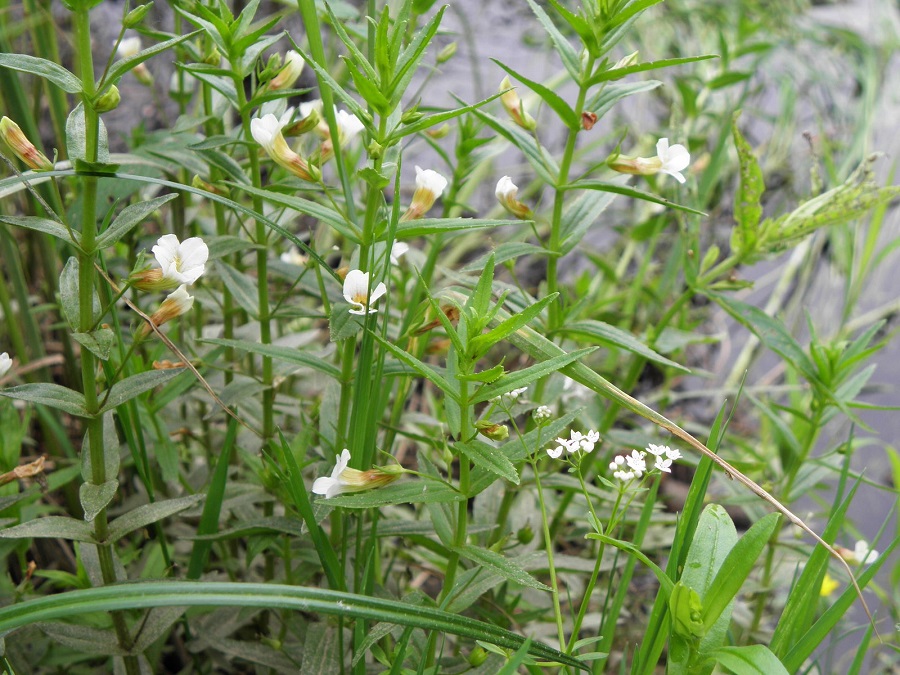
71,327,115,361
730,111,766,258
707,645,791,675
395,218,515,238
202,338,341,379
470,347,596,404
557,319,689,372
0,582,588,669
454,545,551,591
101,31,201,97
215,261,259,317
562,180,707,218
587,55,718,86
455,439,519,485
323,479,465,508
469,293,557,359
0,383,89,417
523,0,582,80
585,80,662,119
0,53,82,93
375,335,460,403
105,494,204,543
0,516,95,542
492,59,580,129
94,194,178,250
80,480,119,523
0,215,79,248
99,368,186,413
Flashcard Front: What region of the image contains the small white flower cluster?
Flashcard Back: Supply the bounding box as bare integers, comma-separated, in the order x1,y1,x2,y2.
547,429,600,459
609,444,682,481
492,387,528,404
533,405,552,423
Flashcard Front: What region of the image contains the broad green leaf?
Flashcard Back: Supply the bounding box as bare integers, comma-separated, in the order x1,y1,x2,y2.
587,55,717,86
730,111,765,257
563,180,706,216
493,59,579,129
0,53,82,93
456,439,519,485
455,545,550,591
0,215,79,248
99,368,186,413
323,480,465,508
59,256,101,332
95,194,178,250
106,494,204,543
0,582,587,669
79,480,119,523
0,383,89,417
0,516,94,542
66,103,110,163
708,645,790,675
702,513,780,630
329,306,364,342
202,338,341,378
558,320,689,372
470,348,595,404
81,413,120,483
396,218,514,238
71,328,115,361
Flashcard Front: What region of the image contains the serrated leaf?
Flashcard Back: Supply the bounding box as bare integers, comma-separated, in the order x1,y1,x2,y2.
106,494,204,543
454,545,550,591
0,383,89,417
71,328,115,361
730,111,765,257
95,194,178,250
0,516,94,542
456,439,519,485
0,53,82,93
99,368,186,413
79,480,119,523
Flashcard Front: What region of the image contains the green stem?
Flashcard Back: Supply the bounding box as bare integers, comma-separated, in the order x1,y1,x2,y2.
533,460,567,652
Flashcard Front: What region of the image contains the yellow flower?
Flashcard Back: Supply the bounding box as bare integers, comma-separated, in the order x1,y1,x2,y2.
819,573,839,597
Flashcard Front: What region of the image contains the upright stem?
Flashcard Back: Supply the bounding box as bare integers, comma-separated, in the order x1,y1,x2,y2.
73,6,139,672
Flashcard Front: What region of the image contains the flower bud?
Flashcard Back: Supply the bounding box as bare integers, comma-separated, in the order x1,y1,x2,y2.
400,166,448,221
425,124,450,139
475,420,509,441
495,176,532,219
499,76,537,131
94,85,121,113
468,647,488,667
401,108,424,124
581,111,598,130
516,523,535,545
0,352,12,378
612,50,639,71
0,117,53,171
203,47,221,66
266,50,304,92
367,140,384,159
437,42,457,64
123,2,154,28
139,285,194,337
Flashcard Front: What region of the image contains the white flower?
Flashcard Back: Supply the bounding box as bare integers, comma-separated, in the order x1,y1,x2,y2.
495,176,531,219
499,76,536,131
613,470,636,481
402,166,448,221
580,430,600,453
655,138,690,184
533,405,552,423
152,234,209,286
268,50,304,91
390,241,409,265
625,449,646,476
853,540,878,564
646,443,667,457
665,447,682,461
140,285,194,337
655,456,674,473
506,387,528,401
343,269,387,315
0,352,11,378
250,110,319,181
299,99,323,120
313,449,352,498
280,246,307,266
335,109,365,143
115,37,142,59
547,444,564,459
311,448,398,498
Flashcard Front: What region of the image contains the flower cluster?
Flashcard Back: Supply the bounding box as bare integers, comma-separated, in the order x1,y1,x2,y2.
492,387,528,404
533,405,553,423
547,429,600,459
608,444,682,481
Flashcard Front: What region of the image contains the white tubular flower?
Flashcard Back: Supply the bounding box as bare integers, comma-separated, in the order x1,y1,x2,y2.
335,109,365,143
390,242,409,265
280,246,308,266
609,138,691,184
343,269,387,315
495,176,531,219
499,76,537,131
312,448,398,498
251,110,320,182
0,117,53,171
853,540,879,564
300,99,323,120
140,285,194,337
401,166,448,221
0,352,12,378
152,234,209,286
115,37,153,86
268,50,304,91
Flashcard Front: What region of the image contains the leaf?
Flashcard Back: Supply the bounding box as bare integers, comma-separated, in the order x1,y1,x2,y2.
559,188,619,254
66,103,110,163
389,92,505,141
0,516,94,542
585,80,662,119
470,348,595,404
323,480,465,508
729,111,766,257
557,320,689,372
99,368,186,413
0,582,588,670
493,59,579,129
71,328,115,361
707,645,790,675
454,545,551,591
0,215,79,248
102,32,201,96
470,294,557,358
702,513,780,630
79,480,119,523
329,306,364,342
37,622,124,655
215,261,259,317
105,494,204,543
95,194,178,250
456,439,519,485
201,338,341,378
395,218,514,238
0,383,89,417
375,336,459,402
563,180,706,216
523,0,581,80
59,256,99,332
0,53,82,93
587,55,718,86
468,105,559,185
